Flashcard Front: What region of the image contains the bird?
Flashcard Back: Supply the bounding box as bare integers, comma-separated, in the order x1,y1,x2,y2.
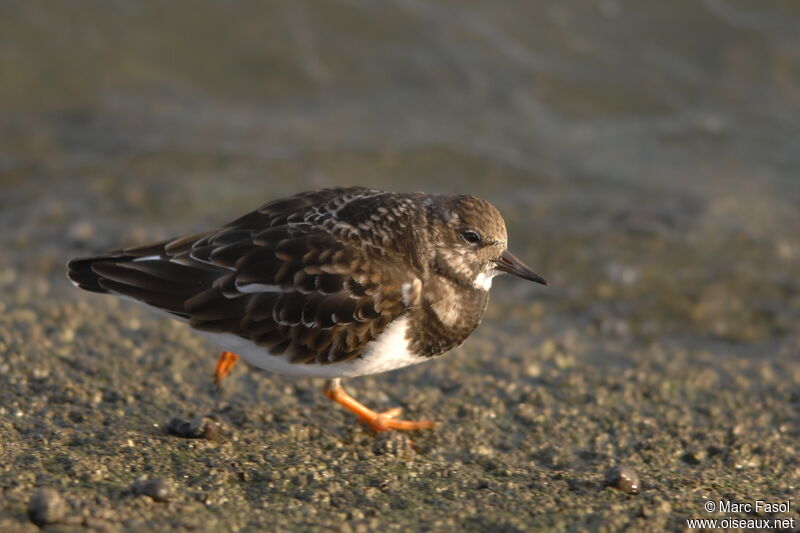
68,187,547,432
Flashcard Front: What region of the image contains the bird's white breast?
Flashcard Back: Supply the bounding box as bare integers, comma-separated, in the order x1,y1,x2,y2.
196,316,423,379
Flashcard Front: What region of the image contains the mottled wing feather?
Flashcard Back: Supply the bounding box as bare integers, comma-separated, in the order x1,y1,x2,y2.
186,225,411,365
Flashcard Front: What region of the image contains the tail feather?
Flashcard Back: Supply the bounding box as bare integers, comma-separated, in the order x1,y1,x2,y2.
67,240,224,319
67,253,125,294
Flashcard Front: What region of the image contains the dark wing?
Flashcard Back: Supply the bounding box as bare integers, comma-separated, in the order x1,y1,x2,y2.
67,187,419,364
187,227,415,364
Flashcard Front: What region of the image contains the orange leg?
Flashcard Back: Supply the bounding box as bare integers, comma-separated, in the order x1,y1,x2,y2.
323,379,436,432
213,351,239,386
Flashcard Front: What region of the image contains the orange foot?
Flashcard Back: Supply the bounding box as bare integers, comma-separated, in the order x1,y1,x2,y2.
213,351,239,386
323,379,436,432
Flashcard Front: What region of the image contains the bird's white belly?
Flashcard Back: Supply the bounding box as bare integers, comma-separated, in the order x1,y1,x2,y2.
196,316,424,378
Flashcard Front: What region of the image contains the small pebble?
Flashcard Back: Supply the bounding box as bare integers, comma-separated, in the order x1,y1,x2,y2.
682,446,707,465
131,477,174,502
27,487,67,526
372,432,416,457
604,465,640,494
166,415,222,441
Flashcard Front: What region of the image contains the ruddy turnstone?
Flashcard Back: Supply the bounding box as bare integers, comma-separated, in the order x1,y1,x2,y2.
68,187,547,431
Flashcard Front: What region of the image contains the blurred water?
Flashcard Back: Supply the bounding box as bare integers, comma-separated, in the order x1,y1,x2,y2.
1,0,799,350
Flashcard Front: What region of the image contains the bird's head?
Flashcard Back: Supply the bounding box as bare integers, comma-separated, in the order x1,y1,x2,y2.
426,194,548,290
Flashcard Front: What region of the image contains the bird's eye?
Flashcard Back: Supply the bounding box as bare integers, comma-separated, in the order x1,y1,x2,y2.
459,230,482,244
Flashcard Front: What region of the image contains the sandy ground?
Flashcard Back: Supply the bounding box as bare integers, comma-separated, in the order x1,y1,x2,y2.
1,180,798,531
2,1,800,531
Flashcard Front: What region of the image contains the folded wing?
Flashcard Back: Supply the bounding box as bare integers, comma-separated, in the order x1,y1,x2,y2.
67,187,417,365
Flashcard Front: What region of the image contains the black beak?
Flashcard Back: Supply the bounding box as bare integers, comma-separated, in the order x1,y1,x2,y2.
494,250,548,285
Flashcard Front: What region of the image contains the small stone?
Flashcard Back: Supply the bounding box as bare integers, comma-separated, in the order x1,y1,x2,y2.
102,390,123,403
372,432,416,457
131,477,174,502
682,446,707,465
27,487,67,526
524,363,541,377
604,465,640,494
166,415,222,441
60,328,75,343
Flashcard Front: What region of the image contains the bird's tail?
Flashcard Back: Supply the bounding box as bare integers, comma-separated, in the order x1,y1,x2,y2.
66,236,221,319
67,252,127,294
